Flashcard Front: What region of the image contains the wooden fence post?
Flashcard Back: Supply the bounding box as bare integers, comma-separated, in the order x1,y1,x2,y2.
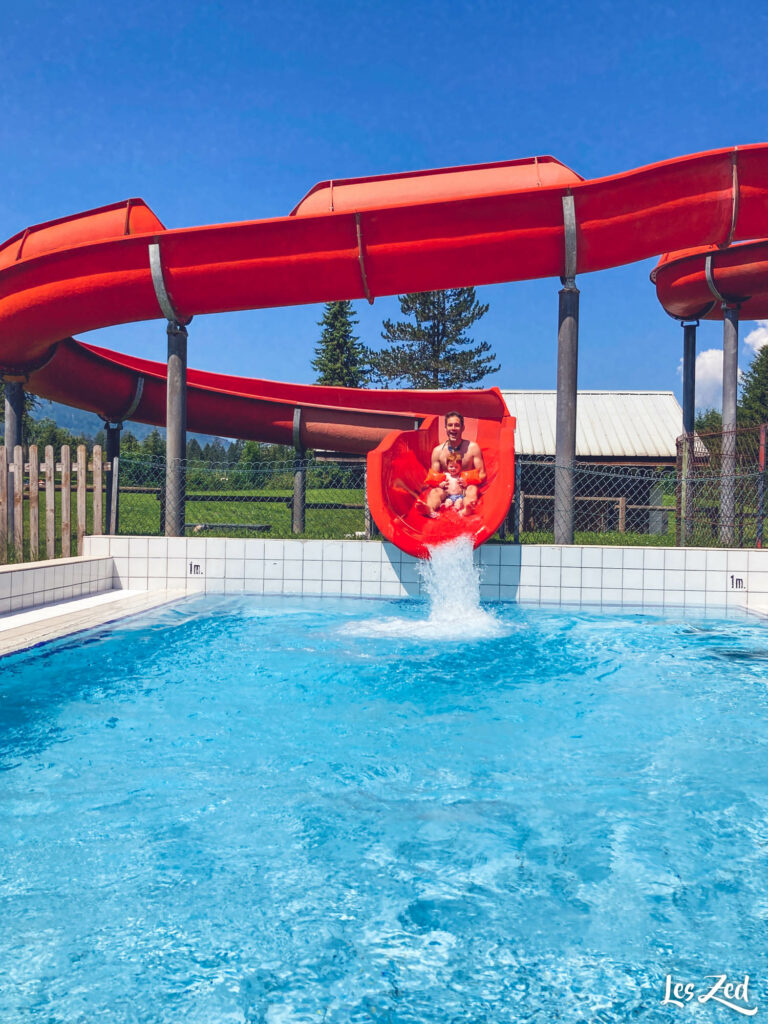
61,445,71,557
109,457,119,534
29,445,39,561
13,446,23,561
76,444,86,555
0,446,6,563
92,444,103,535
618,495,627,534
45,445,55,559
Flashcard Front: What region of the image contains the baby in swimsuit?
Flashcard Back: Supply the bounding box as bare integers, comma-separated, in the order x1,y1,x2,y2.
441,452,467,514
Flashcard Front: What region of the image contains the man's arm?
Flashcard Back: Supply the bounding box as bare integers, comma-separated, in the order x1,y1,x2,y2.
470,441,486,481
431,445,443,472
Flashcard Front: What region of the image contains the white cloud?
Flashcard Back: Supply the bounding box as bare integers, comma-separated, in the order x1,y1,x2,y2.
744,320,768,356
675,347,724,411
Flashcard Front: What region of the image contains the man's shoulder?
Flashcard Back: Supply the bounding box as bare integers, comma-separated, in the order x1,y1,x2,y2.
467,439,482,453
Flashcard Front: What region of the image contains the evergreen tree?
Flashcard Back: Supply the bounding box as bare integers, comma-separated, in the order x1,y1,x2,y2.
141,429,165,460
369,288,499,389
312,301,368,388
738,345,768,424
694,408,723,434
187,438,203,461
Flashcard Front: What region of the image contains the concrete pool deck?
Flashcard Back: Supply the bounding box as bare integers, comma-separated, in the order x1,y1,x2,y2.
0,537,766,656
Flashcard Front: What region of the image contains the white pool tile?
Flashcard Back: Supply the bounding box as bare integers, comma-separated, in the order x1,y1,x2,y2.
225,539,246,560
263,579,284,594
517,585,540,604
685,570,705,593
581,567,601,589
705,549,727,571
561,547,581,567
243,538,265,558
187,537,206,558
602,548,622,568
685,550,707,571
147,537,166,558
480,584,500,600
726,550,749,573
129,557,148,579
643,569,664,591
664,591,686,607
207,558,226,579
341,542,362,562
643,549,664,570
243,578,264,594
322,561,342,582
603,568,622,588
643,591,664,607
205,578,227,593
361,544,382,562
342,562,362,582
284,560,303,580
302,579,323,595
148,557,166,579
684,590,706,608
480,545,501,565
380,562,400,584
705,571,726,593
361,581,383,597
282,578,302,595
664,549,685,571
303,561,322,581
206,538,226,559
540,586,561,603
500,545,521,566
244,559,264,580
322,579,342,595
499,584,520,602
560,586,581,605
283,540,304,560
381,581,405,597
109,537,130,558
401,562,421,584
664,570,685,591
361,562,381,582
264,560,282,580
748,571,768,594
224,579,245,594
560,567,580,589
167,558,186,579
382,542,401,564
165,537,186,558
622,589,643,605
341,579,362,596
539,565,560,588
482,564,501,586
581,547,602,568
302,540,325,560
748,550,768,572
500,565,521,587
622,548,643,569
601,588,622,606
186,578,206,594
322,541,343,562
520,547,540,566
581,587,602,606
540,546,561,567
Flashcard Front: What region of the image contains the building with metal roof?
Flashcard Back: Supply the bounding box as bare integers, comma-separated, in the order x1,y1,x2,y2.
500,390,683,464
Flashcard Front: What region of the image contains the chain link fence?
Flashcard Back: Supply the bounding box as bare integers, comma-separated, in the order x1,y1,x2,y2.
675,424,767,548
108,426,768,548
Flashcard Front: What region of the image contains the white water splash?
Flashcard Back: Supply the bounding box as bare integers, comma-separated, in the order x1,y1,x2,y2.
342,535,508,640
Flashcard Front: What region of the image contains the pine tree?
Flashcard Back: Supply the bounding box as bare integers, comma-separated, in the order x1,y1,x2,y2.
368,288,499,389
738,345,768,424
312,301,368,388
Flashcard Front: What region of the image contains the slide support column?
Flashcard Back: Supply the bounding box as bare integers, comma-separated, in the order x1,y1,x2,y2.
105,422,122,534
720,305,739,546
682,321,697,436
554,279,580,545
165,321,188,538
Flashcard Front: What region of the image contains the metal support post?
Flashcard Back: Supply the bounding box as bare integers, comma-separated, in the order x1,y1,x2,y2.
720,305,739,546
512,458,522,544
758,424,766,549
291,408,306,535
682,321,697,436
4,381,23,542
554,281,580,545
104,422,122,534
165,321,188,537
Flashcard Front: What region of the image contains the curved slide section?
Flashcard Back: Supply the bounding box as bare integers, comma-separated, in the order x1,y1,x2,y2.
652,241,768,321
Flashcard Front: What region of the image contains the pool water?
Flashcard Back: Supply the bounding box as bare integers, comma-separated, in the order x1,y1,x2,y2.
1,590,768,1022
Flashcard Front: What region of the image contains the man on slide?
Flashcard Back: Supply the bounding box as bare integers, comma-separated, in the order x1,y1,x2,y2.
421,411,486,516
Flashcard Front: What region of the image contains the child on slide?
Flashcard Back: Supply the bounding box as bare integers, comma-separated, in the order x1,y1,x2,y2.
419,452,470,516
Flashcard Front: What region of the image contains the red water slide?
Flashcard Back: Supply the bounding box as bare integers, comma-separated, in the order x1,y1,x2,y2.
653,241,768,320
2,145,767,554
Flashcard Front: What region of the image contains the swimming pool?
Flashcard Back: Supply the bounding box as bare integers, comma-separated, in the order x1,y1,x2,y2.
1,592,767,1022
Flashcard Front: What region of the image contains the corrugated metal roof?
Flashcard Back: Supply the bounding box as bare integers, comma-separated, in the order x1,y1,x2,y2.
500,390,682,458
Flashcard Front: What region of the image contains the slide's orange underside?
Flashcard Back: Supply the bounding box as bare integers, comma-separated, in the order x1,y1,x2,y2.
1,145,766,555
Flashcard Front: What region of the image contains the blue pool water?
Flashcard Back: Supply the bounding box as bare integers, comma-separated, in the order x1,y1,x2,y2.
1,582,768,1020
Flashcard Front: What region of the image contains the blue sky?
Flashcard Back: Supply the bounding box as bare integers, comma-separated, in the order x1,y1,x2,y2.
3,0,767,412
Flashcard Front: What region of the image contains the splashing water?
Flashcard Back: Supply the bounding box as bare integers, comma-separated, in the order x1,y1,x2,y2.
341,535,507,640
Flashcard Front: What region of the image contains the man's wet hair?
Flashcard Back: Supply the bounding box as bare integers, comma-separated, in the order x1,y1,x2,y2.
445,411,464,427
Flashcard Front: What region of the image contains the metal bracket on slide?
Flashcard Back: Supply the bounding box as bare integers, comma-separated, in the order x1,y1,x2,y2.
561,193,578,287
355,213,374,305
102,374,144,424
293,406,304,454
719,149,739,249
704,253,726,304
148,242,192,327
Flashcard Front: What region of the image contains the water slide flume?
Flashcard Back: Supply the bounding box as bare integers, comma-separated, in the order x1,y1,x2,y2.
2,145,768,554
